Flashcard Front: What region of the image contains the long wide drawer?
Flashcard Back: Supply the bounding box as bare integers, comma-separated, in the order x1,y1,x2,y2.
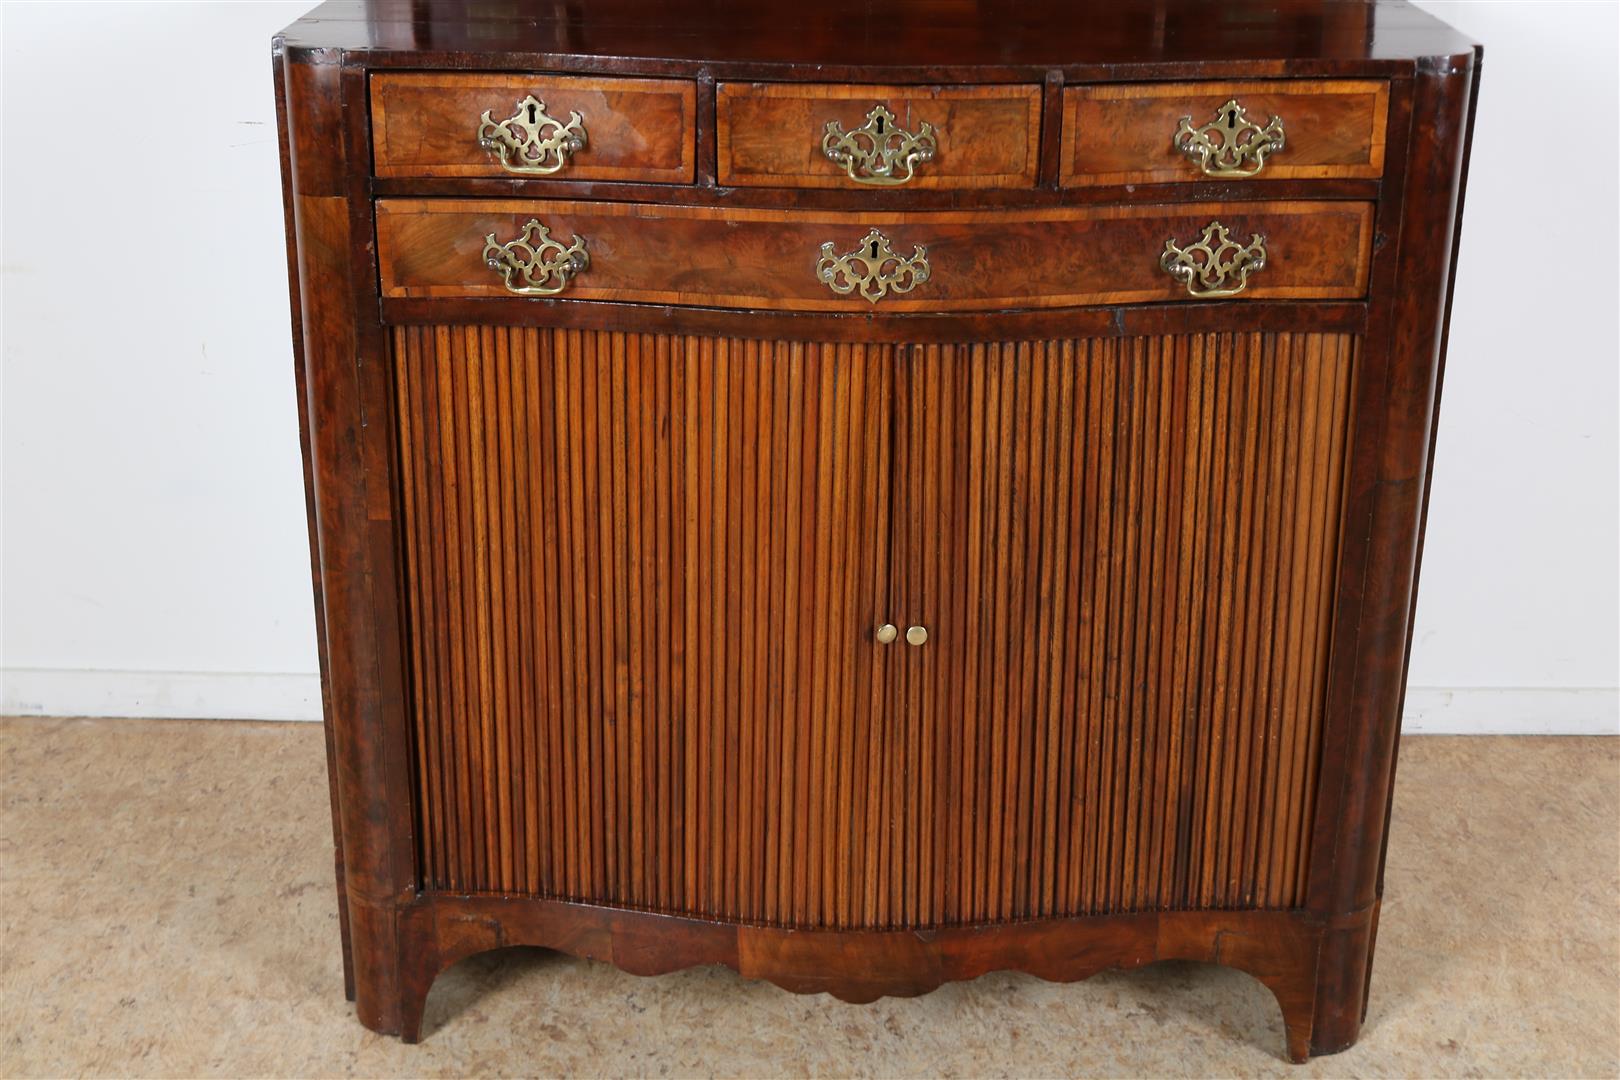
371,73,698,182
376,199,1374,312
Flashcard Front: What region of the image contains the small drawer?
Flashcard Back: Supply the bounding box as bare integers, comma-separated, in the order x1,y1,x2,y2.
717,82,1042,190
377,199,1373,312
1062,80,1389,186
370,73,697,182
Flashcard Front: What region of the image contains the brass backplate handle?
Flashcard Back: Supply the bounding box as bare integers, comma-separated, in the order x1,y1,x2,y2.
1173,99,1285,178
478,95,588,175
1161,221,1267,299
822,104,939,186
816,229,931,304
483,219,590,296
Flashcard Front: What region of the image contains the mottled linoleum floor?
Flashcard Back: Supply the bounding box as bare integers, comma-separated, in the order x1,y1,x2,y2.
1,718,1615,1078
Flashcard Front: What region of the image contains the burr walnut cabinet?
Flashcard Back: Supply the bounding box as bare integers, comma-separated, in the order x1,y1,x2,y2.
275,0,1479,1060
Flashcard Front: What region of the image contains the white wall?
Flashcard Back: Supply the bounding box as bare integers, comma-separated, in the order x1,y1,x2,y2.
2,1,320,719
1403,0,1619,732
1,1,1615,732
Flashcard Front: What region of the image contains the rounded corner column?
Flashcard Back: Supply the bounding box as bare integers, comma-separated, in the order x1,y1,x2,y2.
1306,52,1479,1056
279,43,417,1037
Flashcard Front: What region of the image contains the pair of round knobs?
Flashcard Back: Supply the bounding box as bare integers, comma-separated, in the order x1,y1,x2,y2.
875,623,928,646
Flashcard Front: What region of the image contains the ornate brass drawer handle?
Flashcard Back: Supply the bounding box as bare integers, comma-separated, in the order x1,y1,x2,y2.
822,105,939,187
477,95,588,175
816,228,930,304
483,219,590,296
1173,99,1285,178
1161,221,1267,299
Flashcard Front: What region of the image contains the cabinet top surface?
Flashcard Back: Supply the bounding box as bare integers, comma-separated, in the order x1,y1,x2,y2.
276,0,1476,69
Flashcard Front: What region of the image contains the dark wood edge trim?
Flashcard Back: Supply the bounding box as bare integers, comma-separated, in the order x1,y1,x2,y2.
1306,71,1417,915
377,297,1369,343
299,48,1427,84
368,175,1384,207
1037,70,1064,189
1312,57,1475,915
282,44,416,1036
391,897,1345,1061
285,46,402,1032
695,69,718,186
273,37,355,1005
341,58,420,901
1376,44,1484,900
1302,53,1476,1051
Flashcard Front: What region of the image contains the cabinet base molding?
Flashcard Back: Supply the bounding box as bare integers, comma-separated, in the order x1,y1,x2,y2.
370,896,1378,1062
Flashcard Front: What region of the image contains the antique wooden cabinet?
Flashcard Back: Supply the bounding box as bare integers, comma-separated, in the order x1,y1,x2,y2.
275,0,1478,1060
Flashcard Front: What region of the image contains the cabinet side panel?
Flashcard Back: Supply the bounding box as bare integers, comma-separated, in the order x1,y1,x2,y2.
273,42,353,1001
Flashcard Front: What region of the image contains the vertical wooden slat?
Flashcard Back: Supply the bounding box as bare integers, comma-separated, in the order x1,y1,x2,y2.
1234,332,1279,905
498,327,520,896
862,346,893,928
678,335,698,910
1084,337,1118,911
394,329,429,887
1046,339,1080,915
721,338,744,919
777,342,804,924
1108,339,1144,911
1007,341,1038,918
1121,337,1158,907
560,329,588,899
438,328,472,891
763,342,789,921
794,343,821,925
654,332,675,910
482,328,512,894
622,333,646,906
750,340,774,923
961,345,986,923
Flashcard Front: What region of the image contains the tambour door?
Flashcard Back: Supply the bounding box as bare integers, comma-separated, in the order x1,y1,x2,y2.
389,325,895,928
886,331,1358,927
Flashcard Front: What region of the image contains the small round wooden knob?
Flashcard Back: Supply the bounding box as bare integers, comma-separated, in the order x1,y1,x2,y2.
905,625,928,646
875,623,898,645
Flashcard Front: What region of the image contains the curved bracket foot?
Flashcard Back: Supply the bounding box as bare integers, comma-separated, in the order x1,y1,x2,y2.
352,897,1366,1062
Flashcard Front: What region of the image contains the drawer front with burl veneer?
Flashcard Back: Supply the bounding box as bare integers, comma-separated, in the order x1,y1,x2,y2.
1062,80,1390,186
717,82,1042,190
371,73,698,183
376,198,1374,311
